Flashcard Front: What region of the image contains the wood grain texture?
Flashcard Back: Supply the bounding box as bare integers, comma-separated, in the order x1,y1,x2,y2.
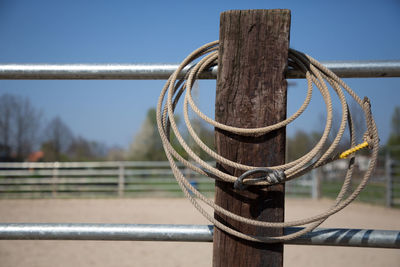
213,9,290,267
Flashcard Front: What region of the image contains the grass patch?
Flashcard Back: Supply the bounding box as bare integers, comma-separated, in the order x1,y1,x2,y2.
321,180,387,205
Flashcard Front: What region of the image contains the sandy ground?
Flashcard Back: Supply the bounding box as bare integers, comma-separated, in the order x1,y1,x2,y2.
0,198,399,267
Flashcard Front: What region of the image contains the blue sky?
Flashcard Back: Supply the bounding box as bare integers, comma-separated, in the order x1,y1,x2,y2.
0,0,399,148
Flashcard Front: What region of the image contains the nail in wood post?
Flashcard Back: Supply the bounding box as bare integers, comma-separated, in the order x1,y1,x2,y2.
213,9,290,267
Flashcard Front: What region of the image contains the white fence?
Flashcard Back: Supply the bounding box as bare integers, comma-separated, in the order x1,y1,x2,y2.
0,160,399,248
0,161,313,198
1,159,397,207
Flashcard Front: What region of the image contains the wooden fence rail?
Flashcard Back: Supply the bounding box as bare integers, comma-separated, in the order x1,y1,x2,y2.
0,160,395,203
0,161,314,199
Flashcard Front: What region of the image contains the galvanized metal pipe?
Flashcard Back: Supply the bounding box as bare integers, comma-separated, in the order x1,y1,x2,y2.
0,64,215,80
284,227,400,248
0,223,399,248
0,61,399,79
0,223,212,242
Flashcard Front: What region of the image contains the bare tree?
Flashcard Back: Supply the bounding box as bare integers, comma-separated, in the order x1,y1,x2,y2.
66,136,108,161
315,100,367,156
348,101,367,143
0,94,41,160
42,116,73,161
0,94,15,151
15,97,41,159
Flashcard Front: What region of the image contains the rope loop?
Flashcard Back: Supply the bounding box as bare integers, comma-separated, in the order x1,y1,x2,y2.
157,41,380,243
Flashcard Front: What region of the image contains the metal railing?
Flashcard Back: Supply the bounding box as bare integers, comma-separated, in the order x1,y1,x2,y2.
1,58,399,250
0,61,400,80
0,223,399,248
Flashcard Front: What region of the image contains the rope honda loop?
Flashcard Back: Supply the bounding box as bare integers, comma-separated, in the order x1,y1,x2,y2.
156,41,379,243
234,168,286,191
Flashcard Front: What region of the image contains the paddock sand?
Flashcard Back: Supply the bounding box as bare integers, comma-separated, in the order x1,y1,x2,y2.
0,198,399,267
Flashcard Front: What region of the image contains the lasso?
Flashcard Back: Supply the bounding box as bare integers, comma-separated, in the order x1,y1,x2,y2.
156,41,379,242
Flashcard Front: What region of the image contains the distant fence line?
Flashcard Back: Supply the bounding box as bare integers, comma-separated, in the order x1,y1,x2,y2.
0,161,209,198
0,159,398,207
0,161,312,199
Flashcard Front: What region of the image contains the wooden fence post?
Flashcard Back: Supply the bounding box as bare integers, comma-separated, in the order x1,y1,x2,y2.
311,168,322,199
213,9,290,267
386,152,393,207
118,163,125,197
51,162,59,197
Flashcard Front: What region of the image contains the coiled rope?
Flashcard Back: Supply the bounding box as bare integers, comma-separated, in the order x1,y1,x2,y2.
156,41,379,242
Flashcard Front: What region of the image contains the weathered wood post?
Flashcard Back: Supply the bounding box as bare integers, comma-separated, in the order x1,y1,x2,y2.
213,9,290,267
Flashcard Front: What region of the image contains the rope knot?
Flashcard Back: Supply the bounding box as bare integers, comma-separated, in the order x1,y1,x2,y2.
363,132,374,149
234,168,286,191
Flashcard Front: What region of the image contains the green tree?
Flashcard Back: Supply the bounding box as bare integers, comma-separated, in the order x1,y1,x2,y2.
287,130,320,162
128,108,216,161
187,117,215,161
107,146,126,161
128,108,167,161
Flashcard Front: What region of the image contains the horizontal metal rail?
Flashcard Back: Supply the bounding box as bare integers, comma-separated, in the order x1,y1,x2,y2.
0,223,399,248
1,61,400,79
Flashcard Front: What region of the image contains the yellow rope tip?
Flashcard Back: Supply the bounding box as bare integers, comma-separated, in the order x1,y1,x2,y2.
339,141,369,159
